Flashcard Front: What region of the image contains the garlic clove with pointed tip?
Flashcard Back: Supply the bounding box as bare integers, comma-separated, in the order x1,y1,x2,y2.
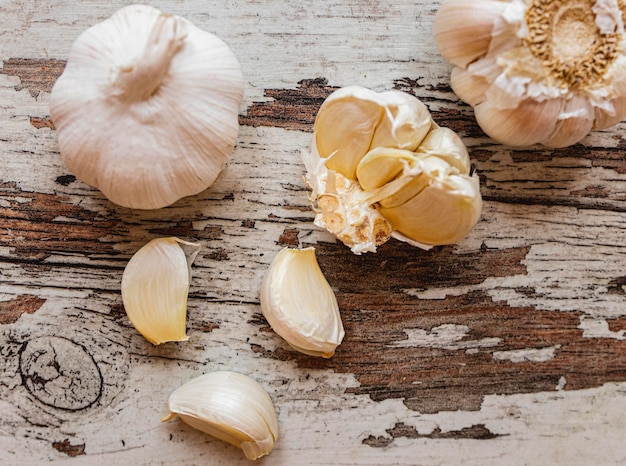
162,371,279,460
261,247,345,358
121,237,200,345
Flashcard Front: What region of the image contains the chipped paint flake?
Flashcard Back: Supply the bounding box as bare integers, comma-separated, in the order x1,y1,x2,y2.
493,345,561,363
579,317,626,340
392,324,501,350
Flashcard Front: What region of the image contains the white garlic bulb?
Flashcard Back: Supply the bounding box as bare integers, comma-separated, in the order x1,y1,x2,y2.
260,247,345,358
121,237,200,345
434,0,626,147
162,371,279,460
49,4,244,209
304,86,482,254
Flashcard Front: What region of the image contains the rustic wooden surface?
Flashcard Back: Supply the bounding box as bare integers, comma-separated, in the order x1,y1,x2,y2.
1,1,626,464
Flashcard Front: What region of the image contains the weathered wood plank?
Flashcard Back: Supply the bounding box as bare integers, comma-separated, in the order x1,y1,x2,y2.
1,0,626,464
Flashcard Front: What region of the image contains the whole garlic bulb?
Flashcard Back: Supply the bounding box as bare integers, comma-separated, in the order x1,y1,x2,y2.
434,0,626,147
49,4,244,209
162,371,279,460
304,86,482,254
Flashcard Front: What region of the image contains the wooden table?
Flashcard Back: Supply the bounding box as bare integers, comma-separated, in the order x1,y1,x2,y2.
1,1,625,464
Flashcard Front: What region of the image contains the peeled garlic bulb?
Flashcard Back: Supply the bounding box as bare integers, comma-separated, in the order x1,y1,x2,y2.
260,247,345,358
304,86,482,254
49,4,244,209
162,371,278,460
434,0,626,147
121,237,200,345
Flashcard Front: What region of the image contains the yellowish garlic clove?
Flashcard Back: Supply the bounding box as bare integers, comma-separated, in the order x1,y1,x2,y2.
370,90,433,151
356,147,419,191
315,86,384,180
121,237,200,345
260,247,345,358
162,371,279,460
415,126,470,173
379,175,482,247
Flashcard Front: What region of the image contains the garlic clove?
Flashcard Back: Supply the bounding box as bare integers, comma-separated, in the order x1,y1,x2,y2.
543,95,595,148
474,98,563,147
593,96,626,130
450,66,490,107
162,371,278,460
121,237,200,345
315,86,384,180
377,155,453,209
356,147,419,191
416,126,470,173
433,0,506,68
378,174,482,246
49,5,244,209
260,247,345,358
370,90,433,151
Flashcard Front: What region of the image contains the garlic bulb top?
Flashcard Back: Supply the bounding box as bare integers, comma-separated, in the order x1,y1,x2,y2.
434,0,626,148
49,4,244,209
304,86,482,254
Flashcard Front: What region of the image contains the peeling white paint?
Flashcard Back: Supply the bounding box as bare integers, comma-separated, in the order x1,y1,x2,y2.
493,345,561,363
392,324,501,350
579,317,626,340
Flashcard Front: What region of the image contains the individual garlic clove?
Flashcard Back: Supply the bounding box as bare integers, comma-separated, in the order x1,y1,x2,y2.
49,5,244,209
121,237,200,345
474,98,563,147
370,90,433,151
355,147,419,191
543,95,595,148
260,247,345,358
378,155,453,209
433,0,506,68
416,126,470,173
450,66,490,107
315,86,384,180
378,174,482,246
162,371,279,460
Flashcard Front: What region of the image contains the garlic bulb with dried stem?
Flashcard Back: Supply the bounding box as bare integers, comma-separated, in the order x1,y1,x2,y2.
434,0,626,147
162,371,279,460
121,237,200,345
304,86,482,254
49,4,244,209
260,247,344,358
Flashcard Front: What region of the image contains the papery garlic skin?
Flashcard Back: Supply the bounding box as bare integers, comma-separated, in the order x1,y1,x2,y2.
162,371,279,460
121,237,200,345
261,247,345,358
50,4,244,209
434,0,626,148
304,86,482,254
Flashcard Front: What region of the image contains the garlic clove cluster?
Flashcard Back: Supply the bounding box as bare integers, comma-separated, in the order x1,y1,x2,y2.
162,371,279,460
260,247,345,358
49,4,244,209
304,86,482,254
434,0,626,148
121,237,200,345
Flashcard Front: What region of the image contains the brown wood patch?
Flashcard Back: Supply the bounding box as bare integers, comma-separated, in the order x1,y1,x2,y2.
0,295,45,324
2,58,65,98
253,241,626,413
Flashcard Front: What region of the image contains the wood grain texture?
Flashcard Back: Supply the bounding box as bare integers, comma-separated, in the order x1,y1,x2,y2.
1,0,626,464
